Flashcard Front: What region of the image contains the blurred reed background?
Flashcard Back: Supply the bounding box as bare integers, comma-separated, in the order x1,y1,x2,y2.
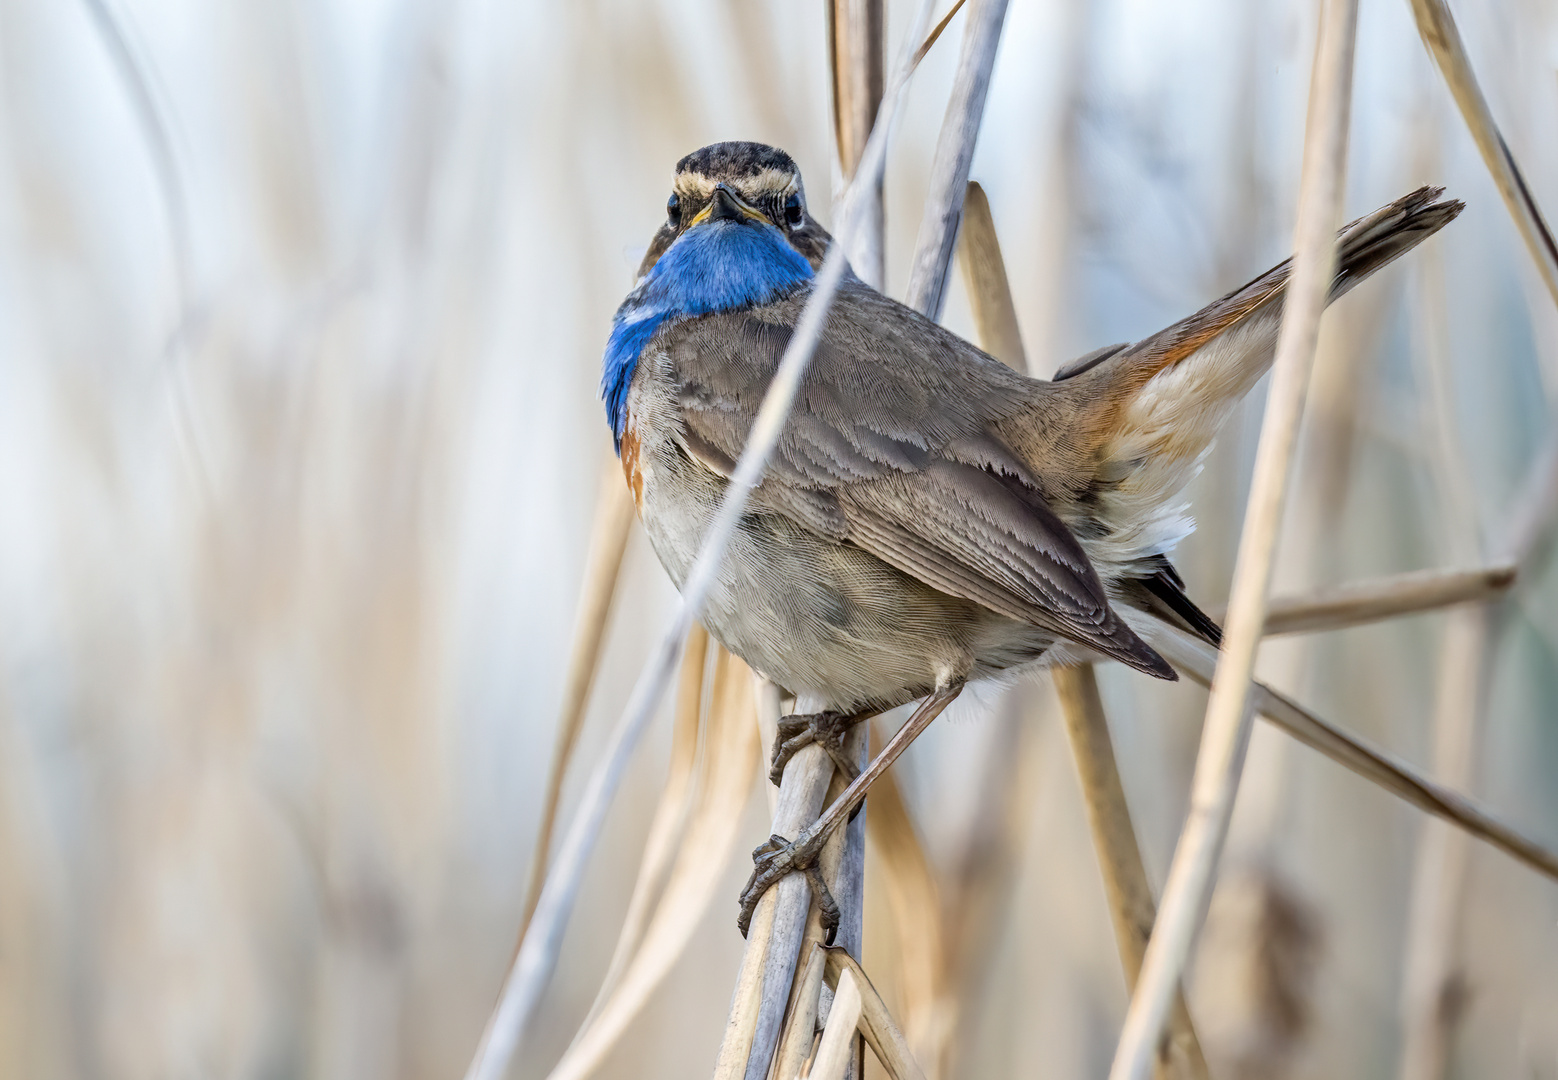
1,0,1556,1078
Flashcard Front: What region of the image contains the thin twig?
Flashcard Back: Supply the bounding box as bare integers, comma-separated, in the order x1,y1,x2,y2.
903,0,1011,319
1109,0,1360,1073
521,468,638,937
1053,666,1210,1080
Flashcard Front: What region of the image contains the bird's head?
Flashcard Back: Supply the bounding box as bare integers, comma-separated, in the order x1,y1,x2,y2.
635,141,831,279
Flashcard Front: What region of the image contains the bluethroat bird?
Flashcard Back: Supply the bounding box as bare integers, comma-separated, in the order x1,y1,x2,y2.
602,141,1461,938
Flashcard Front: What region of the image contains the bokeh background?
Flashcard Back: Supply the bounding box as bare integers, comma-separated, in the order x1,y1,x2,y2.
1,0,1556,1077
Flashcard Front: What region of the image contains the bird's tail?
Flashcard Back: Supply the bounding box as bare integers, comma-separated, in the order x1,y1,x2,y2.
1047,187,1463,579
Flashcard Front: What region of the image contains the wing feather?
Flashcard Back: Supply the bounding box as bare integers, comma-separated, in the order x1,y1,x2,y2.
660,282,1173,677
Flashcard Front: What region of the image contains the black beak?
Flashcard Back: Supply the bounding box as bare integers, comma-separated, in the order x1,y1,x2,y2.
708,184,745,223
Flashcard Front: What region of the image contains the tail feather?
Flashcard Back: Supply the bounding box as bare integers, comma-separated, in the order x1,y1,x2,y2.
1051,187,1463,578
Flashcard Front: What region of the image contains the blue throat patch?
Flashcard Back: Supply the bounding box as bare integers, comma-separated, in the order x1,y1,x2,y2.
601,219,815,451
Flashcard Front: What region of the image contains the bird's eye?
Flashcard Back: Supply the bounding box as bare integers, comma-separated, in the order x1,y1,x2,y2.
784,194,804,226
667,193,681,227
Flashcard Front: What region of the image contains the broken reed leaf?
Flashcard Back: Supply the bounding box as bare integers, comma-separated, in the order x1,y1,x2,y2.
910,0,969,68
1109,1,1362,1076
810,967,865,1080
822,947,930,1080
547,647,759,1080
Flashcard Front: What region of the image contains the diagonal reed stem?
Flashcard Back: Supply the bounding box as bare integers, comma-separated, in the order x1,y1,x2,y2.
519,466,637,939
1109,0,1360,1074
1053,666,1210,1080
1147,624,1558,884
960,178,1208,1078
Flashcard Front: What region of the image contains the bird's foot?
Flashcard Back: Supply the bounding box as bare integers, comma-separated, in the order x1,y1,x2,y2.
736,830,839,942
769,710,864,786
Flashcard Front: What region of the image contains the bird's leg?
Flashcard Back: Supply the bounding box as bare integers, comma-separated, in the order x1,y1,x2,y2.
769,709,877,786
738,683,964,941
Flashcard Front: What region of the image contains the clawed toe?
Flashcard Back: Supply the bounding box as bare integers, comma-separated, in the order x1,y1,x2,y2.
768,710,863,786
735,831,839,942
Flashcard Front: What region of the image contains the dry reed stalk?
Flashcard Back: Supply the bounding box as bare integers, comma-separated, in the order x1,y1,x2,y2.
761,736,865,1080
520,468,637,937
903,0,1010,319
823,948,931,1080
1052,666,1210,1080
1110,0,1360,1073
959,177,1208,1078
547,647,760,1080
1147,625,1558,883
465,5,941,1067
1247,564,1516,636
716,885,782,1078
812,967,865,1080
